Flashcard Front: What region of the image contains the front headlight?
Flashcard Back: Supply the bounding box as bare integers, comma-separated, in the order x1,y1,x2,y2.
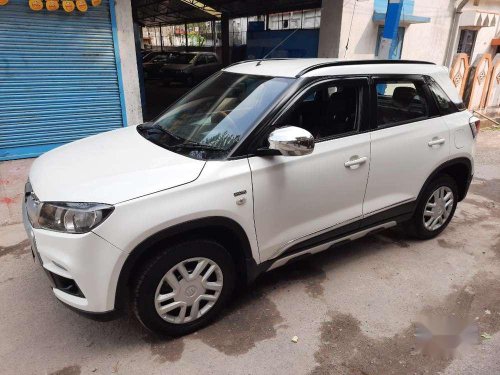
27,196,114,234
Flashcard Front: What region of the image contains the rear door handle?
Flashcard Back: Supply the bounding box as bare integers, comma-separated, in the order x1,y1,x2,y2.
344,156,368,168
428,138,445,147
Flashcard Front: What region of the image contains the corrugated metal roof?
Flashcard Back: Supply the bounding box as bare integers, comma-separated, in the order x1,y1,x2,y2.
133,0,322,26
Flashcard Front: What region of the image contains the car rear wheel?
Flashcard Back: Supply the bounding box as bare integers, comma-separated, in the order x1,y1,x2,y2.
132,240,235,336
405,174,458,239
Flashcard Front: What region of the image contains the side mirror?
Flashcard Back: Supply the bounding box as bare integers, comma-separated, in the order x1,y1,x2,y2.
267,126,314,156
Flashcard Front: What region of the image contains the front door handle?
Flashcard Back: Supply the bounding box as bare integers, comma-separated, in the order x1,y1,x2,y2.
344,156,368,168
428,138,446,147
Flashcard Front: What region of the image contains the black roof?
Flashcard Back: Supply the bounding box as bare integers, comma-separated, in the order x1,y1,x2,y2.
133,0,322,26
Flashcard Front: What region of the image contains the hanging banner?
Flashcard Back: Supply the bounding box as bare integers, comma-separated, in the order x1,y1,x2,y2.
91,0,101,6
75,0,87,12
62,0,74,12
46,0,59,11
29,0,44,10
0,0,9,6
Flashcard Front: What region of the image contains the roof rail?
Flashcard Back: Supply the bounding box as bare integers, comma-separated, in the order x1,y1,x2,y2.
224,58,297,69
295,59,435,78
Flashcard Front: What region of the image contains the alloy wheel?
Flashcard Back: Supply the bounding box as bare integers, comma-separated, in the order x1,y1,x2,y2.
423,186,454,231
154,257,223,324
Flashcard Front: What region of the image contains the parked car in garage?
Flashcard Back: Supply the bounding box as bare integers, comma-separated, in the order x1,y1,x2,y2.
159,52,221,86
142,51,165,63
23,59,477,336
143,52,179,79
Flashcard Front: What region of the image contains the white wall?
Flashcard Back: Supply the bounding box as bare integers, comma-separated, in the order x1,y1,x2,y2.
114,0,143,126
319,0,499,65
462,0,500,61
400,0,454,63
339,0,379,60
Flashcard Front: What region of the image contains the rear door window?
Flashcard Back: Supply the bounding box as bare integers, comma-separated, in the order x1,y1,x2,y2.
375,79,429,128
196,55,208,65
206,55,218,63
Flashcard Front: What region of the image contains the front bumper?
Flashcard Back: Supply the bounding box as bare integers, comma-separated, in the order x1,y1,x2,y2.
23,203,127,313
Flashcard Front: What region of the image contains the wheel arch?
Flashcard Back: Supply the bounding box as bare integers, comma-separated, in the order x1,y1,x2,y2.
114,216,256,311
418,157,473,204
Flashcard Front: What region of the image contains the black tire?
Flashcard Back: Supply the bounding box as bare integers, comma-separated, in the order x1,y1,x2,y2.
132,240,236,336
405,174,458,240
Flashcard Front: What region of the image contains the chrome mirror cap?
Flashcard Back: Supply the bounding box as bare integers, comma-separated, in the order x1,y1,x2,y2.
268,126,314,156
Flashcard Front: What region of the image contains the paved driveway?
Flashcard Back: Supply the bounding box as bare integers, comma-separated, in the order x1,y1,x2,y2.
0,131,499,375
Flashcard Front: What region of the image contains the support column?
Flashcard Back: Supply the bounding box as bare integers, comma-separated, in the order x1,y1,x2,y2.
212,20,216,52
221,13,230,66
159,24,164,52
378,0,404,60
112,0,143,125
184,22,189,50
317,0,344,57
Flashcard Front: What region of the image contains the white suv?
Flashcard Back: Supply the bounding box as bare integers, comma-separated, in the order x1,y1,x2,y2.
23,59,477,335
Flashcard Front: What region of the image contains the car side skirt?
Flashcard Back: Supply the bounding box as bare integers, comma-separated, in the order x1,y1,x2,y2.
259,200,416,274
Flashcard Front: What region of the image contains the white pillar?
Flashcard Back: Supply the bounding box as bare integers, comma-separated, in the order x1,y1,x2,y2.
318,0,344,58
114,0,143,126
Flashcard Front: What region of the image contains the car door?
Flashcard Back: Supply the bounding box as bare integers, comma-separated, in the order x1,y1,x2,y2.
192,54,208,80
206,54,221,75
363,75,450,217
248,78,372,262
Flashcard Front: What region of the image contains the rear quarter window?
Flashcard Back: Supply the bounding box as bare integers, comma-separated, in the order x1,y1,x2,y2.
426,77,462,115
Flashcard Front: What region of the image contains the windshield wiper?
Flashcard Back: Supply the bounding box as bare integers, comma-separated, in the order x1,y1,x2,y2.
173,142,226,152
151,124,185,142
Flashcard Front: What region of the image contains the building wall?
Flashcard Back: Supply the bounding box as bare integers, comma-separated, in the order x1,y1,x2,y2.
337,0,379,59
114,0,143,126
461,0,500,60
400,0,454,63
319,0,499,65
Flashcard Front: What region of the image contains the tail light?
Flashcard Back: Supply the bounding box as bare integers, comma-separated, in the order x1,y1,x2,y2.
469,116,481,138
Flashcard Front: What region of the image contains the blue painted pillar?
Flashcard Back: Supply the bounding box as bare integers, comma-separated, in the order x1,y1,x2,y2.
378,0,404,59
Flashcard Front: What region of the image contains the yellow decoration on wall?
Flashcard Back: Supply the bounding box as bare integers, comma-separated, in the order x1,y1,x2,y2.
46,0,59,11
29,0,44,11
0,0,9,6
62,0,74,12
75,0,87,12
91,0,101,6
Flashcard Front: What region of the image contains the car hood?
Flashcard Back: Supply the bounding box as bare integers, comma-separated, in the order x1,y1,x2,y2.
29,126,206,204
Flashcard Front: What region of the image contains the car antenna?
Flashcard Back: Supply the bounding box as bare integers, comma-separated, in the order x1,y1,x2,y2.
256,28,300,66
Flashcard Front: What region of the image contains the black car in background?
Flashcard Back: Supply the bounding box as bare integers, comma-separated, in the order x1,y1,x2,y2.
159,52,221,86
143,52,179,79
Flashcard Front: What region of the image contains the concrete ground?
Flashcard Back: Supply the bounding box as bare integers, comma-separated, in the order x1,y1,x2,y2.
0,131,499,375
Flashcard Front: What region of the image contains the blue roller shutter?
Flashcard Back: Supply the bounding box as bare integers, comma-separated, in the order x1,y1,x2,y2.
0,0,125,161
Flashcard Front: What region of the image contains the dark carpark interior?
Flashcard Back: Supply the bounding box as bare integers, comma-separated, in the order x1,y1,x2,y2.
131,0,322,120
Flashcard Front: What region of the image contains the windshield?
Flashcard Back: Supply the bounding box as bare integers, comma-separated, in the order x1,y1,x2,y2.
169,53,197,64
138,72,295,160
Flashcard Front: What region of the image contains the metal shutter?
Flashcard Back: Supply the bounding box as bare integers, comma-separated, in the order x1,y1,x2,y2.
0,0,125,161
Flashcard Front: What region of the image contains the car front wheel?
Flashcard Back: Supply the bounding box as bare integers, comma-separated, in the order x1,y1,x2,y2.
132,240,236,336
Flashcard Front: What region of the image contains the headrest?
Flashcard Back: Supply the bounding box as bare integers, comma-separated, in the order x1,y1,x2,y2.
392,86,417,107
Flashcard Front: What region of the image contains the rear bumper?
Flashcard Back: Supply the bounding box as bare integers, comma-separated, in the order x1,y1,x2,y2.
23,204,127,314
